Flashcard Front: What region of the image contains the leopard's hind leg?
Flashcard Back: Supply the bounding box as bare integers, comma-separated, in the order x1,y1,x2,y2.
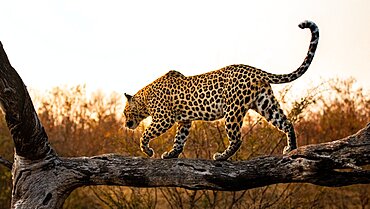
253,84,297,154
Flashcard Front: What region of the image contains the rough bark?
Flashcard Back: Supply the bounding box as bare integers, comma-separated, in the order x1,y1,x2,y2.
0,41,369,209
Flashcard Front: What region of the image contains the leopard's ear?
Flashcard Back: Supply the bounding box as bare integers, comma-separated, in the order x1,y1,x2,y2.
124,93,133,102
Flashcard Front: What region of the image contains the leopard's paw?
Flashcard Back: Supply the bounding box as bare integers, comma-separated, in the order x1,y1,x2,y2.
283,146,293,155
161,150,179,159
141,147,154,157
213,152,228,161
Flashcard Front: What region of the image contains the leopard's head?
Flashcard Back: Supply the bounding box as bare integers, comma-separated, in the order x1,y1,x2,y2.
123,93,147,129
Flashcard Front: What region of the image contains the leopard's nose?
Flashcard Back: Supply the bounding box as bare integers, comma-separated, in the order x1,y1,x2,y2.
126,121,134,129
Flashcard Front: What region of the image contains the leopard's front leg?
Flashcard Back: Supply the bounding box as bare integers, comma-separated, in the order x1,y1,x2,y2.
140,117,174,157
161,122,192,159
213,107,244,161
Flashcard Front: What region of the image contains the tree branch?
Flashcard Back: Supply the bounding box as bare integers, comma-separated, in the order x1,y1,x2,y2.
61,124,370,190
0,42,55,161
8,124,370,208
0,156,12,169
0,41,369,209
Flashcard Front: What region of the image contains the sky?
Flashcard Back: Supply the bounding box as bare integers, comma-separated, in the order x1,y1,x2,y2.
0,0,369,97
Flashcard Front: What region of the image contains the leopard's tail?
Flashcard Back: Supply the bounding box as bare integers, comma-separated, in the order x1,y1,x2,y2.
267,20,319,84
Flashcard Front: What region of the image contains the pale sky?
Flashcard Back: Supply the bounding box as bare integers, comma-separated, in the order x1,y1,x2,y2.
0,0,369,96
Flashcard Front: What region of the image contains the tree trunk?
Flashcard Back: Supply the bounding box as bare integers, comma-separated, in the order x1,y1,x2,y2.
0,41,369,209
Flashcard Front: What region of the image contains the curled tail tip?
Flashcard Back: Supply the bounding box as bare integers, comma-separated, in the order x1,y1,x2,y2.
298,20,318,30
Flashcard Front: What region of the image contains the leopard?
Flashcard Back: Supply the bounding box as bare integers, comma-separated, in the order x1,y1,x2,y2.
123,20,319,161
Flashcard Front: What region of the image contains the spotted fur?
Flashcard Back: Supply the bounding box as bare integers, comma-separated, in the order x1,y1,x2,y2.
124,20,319,160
